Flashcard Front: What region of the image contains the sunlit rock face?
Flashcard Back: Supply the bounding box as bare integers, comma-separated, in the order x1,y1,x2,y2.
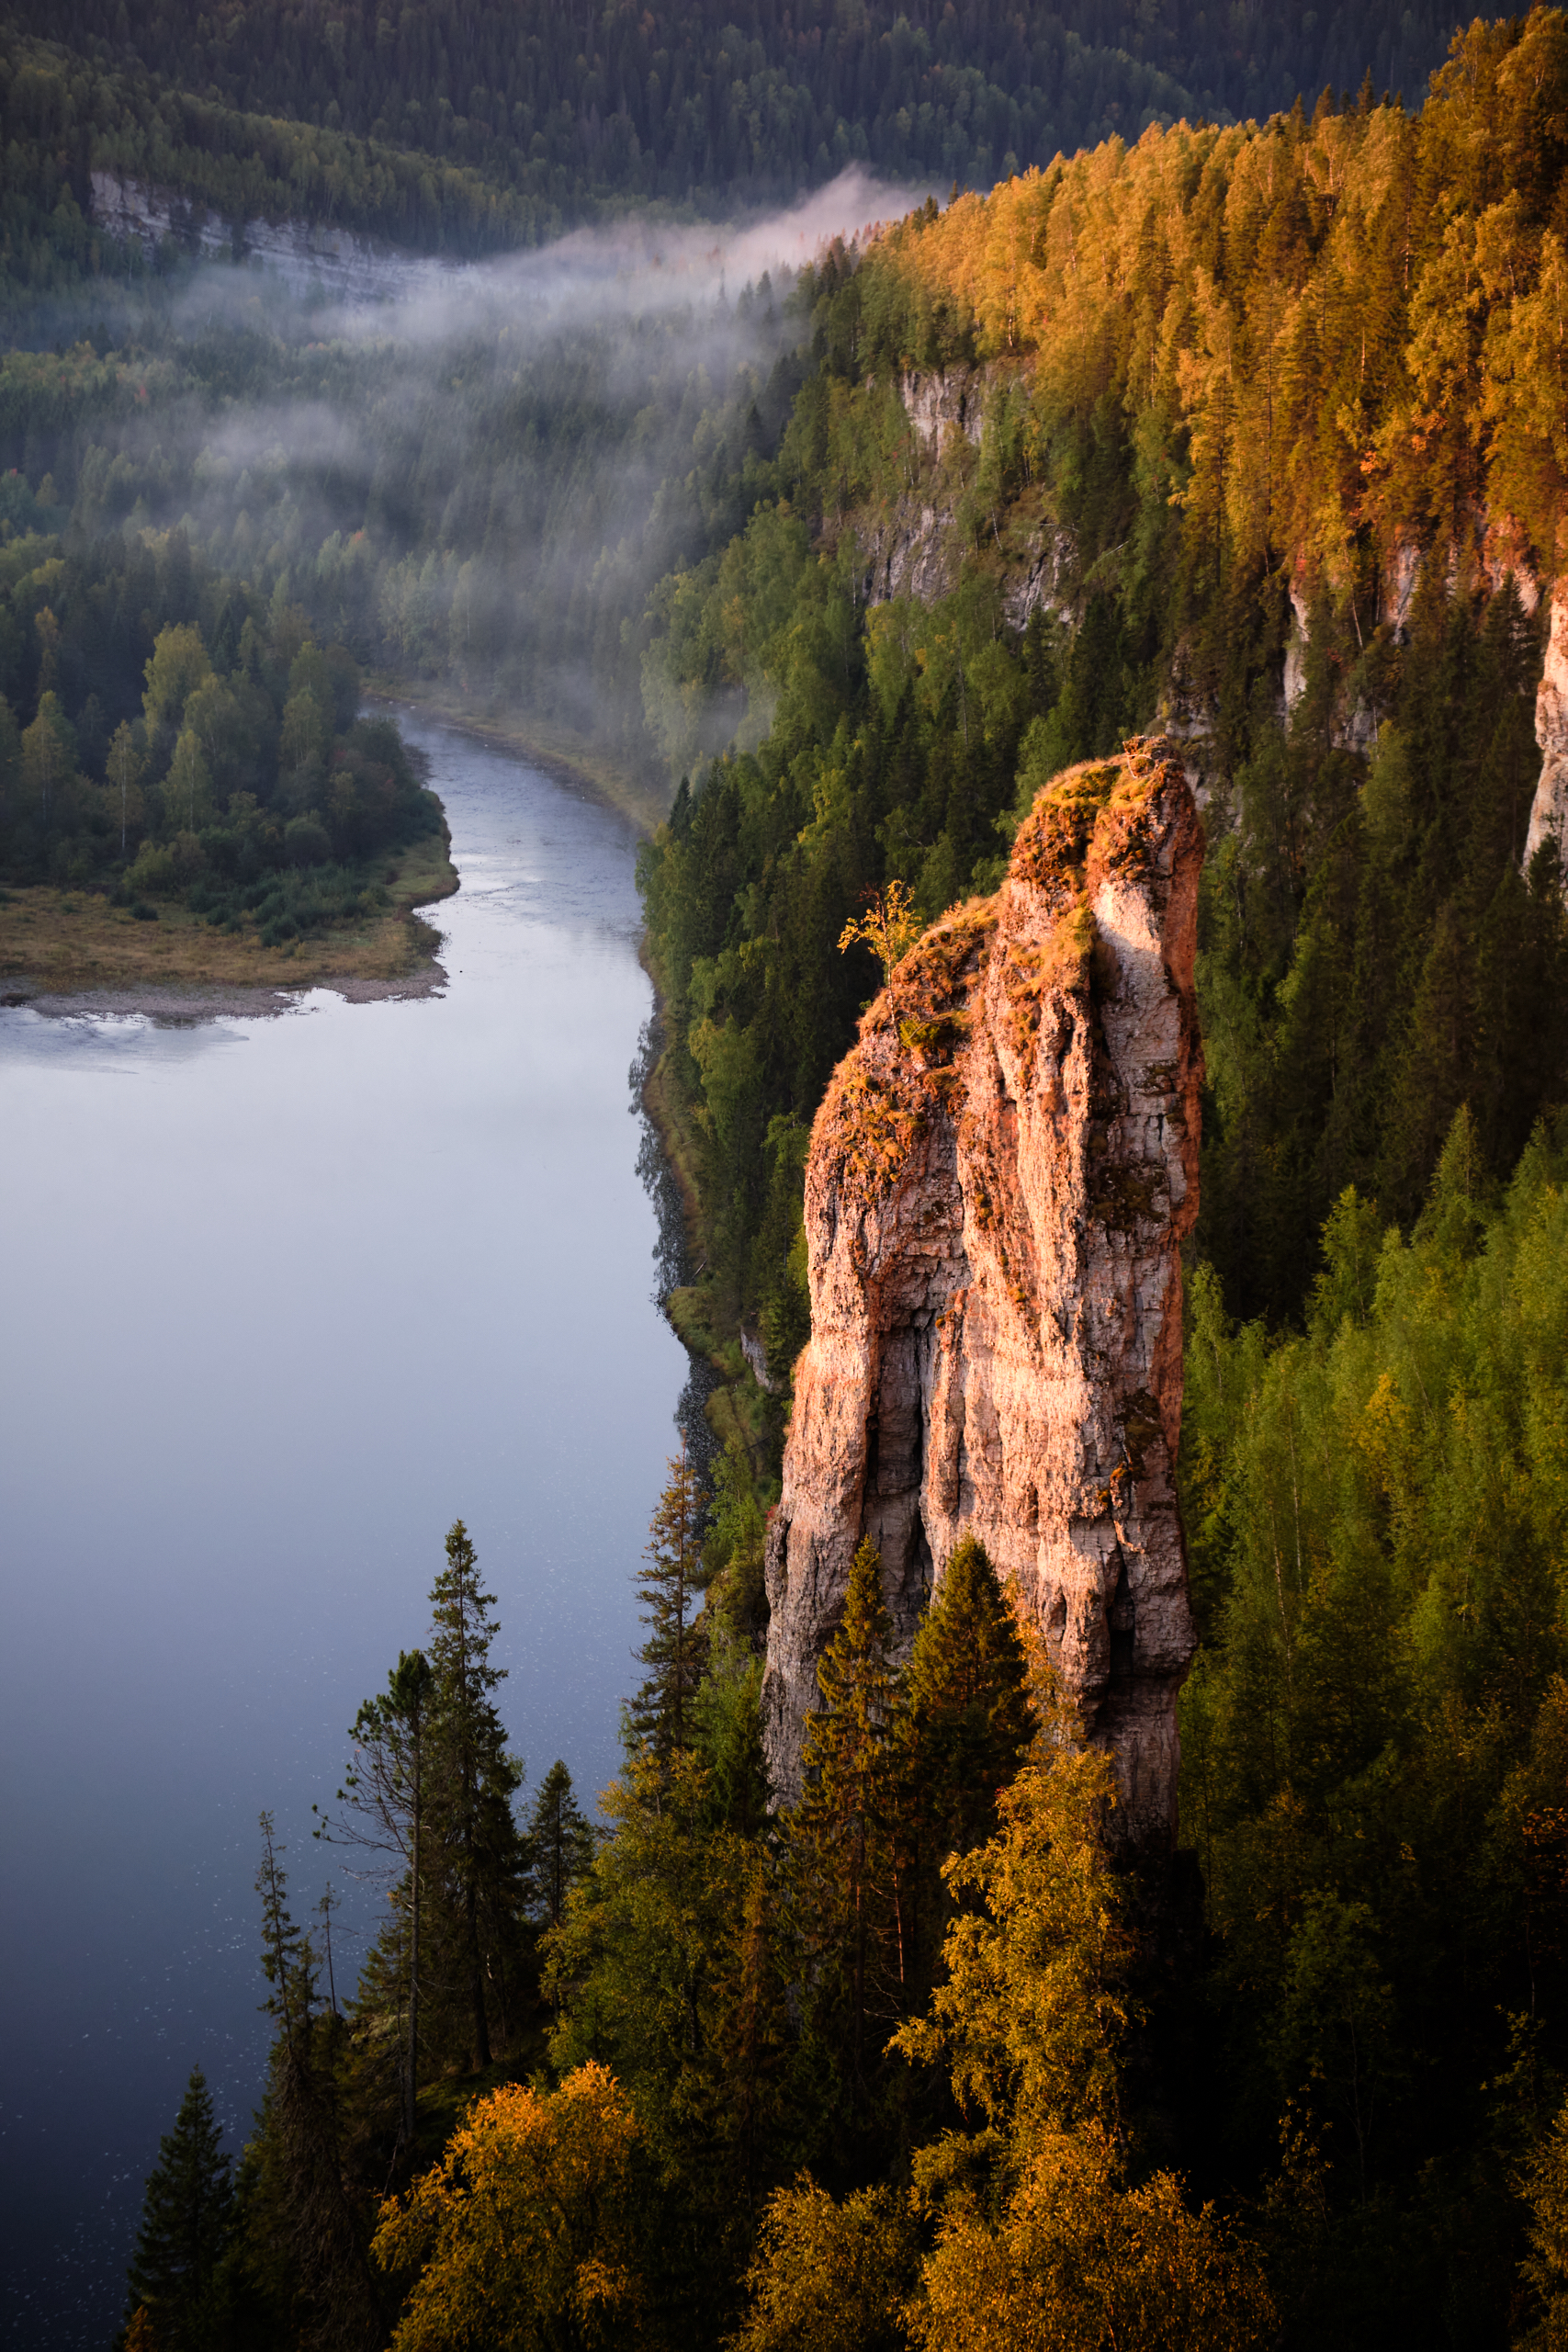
1528,589,1568,872
762,741,1203,1845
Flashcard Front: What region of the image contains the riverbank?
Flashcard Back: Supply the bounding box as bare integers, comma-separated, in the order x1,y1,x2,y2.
637,946,782,1475
0,829,457,1017
365,679,672,837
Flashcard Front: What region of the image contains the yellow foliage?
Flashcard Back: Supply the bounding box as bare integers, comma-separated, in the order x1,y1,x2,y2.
1519,2094,1568,2349
893,1736,1128,2141
838,878,924,989
732,2177,919,2352
913,2128,1274,2352
372,2064,643,2352
866,27,1568,590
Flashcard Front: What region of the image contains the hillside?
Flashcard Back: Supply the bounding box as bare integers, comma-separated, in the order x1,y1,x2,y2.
638,18,1568,1354
1,0,1471,277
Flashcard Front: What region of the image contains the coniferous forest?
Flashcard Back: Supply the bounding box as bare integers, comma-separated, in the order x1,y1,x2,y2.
4,1,1568,2346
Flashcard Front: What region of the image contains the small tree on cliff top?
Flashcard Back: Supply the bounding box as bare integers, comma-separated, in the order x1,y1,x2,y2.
838,879,923,996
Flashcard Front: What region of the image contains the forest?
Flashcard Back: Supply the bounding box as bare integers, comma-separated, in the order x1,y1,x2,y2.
121,1106,1568,2352
1,3,1561,2346
0,0,1469,284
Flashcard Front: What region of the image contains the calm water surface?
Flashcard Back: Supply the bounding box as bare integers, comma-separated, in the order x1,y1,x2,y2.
0,720,690,2346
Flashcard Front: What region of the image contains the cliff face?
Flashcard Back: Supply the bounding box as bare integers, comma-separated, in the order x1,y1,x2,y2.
851,368,1075,628
1528,588,1568,871
762,742,1203,1844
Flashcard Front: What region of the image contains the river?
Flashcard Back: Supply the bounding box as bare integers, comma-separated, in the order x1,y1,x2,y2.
0,719,693,2346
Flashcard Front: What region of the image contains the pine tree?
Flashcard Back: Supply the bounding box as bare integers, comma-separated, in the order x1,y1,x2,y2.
249,1813,385,2352
627,1439,708,1765
784,1538,899,2104
317,1647,434,2141
425,1520,529,2070
894,1533,1035,2005
124,2067,235,2352
527,1759,594,1929
902,1534,1035,1857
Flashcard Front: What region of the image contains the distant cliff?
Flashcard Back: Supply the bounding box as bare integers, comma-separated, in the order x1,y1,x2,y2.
762,739,1203,1843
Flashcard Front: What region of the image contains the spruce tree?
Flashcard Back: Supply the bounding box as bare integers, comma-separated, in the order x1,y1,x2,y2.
784,1538,899,2104
527,1759,594,1929
124,2067,235,2352
317,1647,434,2141
250,1814,385,2352
627,1440,708,1765
901,1534,1035,1858
426,1520,529,2070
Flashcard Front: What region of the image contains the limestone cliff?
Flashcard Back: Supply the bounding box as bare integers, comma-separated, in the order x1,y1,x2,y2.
1527,588,1568,872
761,741,1202,1845
851,366,1075,628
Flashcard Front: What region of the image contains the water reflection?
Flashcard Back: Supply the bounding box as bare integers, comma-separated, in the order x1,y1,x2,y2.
0,721,690,2346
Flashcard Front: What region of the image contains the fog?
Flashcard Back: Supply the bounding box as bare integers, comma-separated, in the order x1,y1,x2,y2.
51,165,928,788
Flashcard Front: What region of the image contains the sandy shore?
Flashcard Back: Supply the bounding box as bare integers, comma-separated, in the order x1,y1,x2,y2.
6,958,450,1023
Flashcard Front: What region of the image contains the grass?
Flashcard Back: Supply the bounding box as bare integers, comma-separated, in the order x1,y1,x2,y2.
0,829,457,1001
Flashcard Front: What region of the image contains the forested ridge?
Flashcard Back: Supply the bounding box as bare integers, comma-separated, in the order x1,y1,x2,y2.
13,6,1562,2347
1,0,1467,274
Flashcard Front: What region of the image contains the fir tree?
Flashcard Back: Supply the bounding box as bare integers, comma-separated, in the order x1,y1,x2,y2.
124,2066,235,2352
527,1759,594,1930
316,1647,434,2141
894,1533,1035,2006
627,1439,708,1765
785,1538,899,2105
902,1534,1035,1858
425,1520,529,2070
250,1813,385,2352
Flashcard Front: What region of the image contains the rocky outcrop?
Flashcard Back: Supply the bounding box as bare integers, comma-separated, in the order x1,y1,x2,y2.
898,367,987,459
762,741,1202,1845
853,368,1076,621
1527,588,1568,871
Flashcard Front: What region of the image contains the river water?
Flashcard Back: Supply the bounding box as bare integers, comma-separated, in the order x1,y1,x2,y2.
0,720,693,2346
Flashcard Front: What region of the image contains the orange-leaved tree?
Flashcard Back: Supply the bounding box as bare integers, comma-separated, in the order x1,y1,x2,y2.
892,1698,1273,2351
371,2063,644,2352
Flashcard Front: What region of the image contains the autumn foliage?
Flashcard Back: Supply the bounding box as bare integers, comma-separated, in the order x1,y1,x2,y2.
371,2064,643,2352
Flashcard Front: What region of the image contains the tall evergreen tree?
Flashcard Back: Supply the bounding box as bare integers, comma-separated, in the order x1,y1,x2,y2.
248,1814,385,2352
527,1759,594,1930
317,1647,434,2142
784,1538,899,2109
894,1533,1036,2004
627,1440,708,1766
124,2067,235,2352
425,1520,529,2070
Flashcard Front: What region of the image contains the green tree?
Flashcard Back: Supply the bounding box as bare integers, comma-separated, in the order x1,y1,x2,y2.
543,1746,765,2324
20,690,73,828
124,2067,236,2352
318,1648,434,2143
894,1534,1035,2000
107,721,146,857
141,623,213,739
425,1520,529,2071
527,1758,594,1930
248,1812,386,2352
626,1441,707,1766
784,1538,899,2107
